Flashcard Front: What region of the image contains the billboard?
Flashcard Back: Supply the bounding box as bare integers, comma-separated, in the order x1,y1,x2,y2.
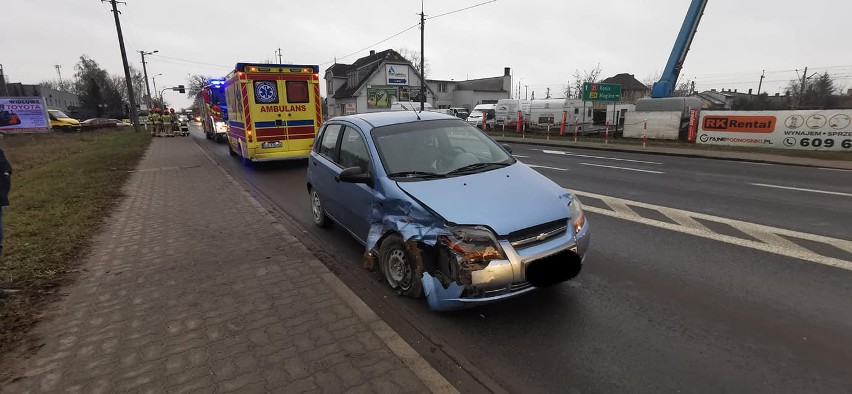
385,64,409,85
0,97,50,133
366,86,398,108
696,110,852,151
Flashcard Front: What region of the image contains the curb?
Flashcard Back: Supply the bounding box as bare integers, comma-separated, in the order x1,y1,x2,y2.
191,139,458,394
492,136,852,170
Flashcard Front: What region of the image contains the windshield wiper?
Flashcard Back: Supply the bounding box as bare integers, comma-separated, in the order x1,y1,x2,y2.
446,162,511,175
386,170,446,179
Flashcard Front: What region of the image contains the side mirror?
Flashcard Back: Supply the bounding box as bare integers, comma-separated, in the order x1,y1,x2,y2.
501,144,513,154
337,167,373,187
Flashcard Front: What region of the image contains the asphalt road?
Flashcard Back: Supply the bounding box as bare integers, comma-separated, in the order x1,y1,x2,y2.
188,125,852,393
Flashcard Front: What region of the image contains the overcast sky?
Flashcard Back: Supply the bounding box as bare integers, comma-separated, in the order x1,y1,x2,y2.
3,0,850,109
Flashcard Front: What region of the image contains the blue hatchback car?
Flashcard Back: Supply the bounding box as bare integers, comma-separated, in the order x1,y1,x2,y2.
307,111,590,311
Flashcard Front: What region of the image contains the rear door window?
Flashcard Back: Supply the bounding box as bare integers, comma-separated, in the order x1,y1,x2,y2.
286,81,310,103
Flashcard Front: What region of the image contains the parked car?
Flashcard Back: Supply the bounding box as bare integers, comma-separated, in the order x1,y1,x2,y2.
466,104,496,129
449,107,469,119
306,111,590,311
48,109,81,132
81,118,126,129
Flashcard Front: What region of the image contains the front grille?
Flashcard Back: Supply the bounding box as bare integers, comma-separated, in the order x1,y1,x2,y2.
507,218,568,249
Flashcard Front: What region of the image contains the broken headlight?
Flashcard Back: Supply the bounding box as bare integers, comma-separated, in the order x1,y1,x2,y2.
568,197,586,234
439,226,505,270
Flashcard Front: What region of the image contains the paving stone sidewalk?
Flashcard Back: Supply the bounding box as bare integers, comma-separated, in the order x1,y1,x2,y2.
3,137,454,393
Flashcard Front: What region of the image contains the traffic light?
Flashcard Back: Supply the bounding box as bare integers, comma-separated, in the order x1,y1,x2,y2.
173,85,186,94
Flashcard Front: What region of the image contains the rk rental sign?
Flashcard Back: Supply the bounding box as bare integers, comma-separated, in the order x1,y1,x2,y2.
696,110,852,151
0,97,50,133
582,83,621,102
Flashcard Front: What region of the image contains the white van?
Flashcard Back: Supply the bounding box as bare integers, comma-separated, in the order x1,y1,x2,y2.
528,99,591,129
466,104,496,128
495,99,531,127
390,101,433,111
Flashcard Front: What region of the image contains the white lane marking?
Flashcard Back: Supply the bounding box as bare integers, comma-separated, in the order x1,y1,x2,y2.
750,183,852,198
571,189,852,271
818,167,852,172
604,200,637,216
662,210,713,232
578,162,665,174
512,154,530,158
527,164,568,171
542,149,662,165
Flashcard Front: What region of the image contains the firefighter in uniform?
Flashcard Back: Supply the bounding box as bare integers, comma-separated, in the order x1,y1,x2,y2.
169,108,179,136
150,108,162,136
161,108,172,137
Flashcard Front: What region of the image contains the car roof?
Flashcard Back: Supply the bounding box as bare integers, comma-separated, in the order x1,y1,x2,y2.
331,110,458,128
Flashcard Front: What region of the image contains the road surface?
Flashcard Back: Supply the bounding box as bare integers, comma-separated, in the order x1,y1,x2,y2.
188,125,852,393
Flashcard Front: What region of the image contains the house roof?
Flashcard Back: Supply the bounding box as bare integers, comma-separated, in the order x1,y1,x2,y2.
329,49,434,99
454,76,506,92
601,73,648,91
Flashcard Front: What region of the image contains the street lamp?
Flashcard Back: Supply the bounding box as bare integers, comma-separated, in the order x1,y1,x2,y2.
139,50,158,109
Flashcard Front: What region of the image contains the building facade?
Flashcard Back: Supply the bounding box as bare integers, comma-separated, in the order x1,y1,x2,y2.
325,49,511,116
427,67,512,110
325,49,434,117
5,83,81,114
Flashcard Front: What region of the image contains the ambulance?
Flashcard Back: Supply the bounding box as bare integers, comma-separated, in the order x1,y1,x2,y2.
224,63,322,163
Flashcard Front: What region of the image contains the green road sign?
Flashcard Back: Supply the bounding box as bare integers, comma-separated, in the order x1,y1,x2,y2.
582,82,622,101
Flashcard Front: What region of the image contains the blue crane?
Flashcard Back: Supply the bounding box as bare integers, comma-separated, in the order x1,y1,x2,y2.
650,0,709,98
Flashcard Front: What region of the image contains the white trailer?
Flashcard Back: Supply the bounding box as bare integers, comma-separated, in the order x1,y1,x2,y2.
495,99,531,127
528,99,592,129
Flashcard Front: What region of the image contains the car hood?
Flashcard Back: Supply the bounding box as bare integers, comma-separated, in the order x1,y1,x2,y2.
394,163,571,236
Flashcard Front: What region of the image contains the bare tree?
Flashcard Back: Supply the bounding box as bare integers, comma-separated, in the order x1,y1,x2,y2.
39,78,75,93
395,48,430,79
186,74,212,104
671,77,695,97
642,70,662,89
564,63,602,99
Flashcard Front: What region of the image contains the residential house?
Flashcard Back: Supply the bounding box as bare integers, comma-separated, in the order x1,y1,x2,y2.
599,73,649,104
427,67,512,110
325,49,435,117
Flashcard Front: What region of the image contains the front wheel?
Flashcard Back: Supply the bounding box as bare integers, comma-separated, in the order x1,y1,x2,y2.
310,189,329,227
379,234,424,298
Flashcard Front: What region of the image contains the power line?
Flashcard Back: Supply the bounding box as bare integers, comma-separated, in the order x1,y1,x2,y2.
317,0,497,67
319,23,420,66
426,0,497,20
148,54,231,69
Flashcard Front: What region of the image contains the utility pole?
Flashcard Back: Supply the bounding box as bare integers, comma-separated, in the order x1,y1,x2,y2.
55,65,63,84
139,50,157,109
756,69,765,96
276,48,283,64
104,0,140,132
419,0,426,111
797,66,808,110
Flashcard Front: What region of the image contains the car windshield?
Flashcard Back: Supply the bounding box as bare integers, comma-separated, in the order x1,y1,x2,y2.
49,110,70,118
371,119,514,179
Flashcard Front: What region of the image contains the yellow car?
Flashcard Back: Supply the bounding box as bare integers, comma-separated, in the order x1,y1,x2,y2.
48,109,82,132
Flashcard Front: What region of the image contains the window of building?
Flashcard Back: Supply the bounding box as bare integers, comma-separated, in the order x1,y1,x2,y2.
438,83,447,93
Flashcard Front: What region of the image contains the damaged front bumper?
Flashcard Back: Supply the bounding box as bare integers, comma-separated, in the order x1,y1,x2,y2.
422,219,590,311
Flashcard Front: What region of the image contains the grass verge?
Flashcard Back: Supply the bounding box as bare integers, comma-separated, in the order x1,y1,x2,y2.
0,129,150,354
